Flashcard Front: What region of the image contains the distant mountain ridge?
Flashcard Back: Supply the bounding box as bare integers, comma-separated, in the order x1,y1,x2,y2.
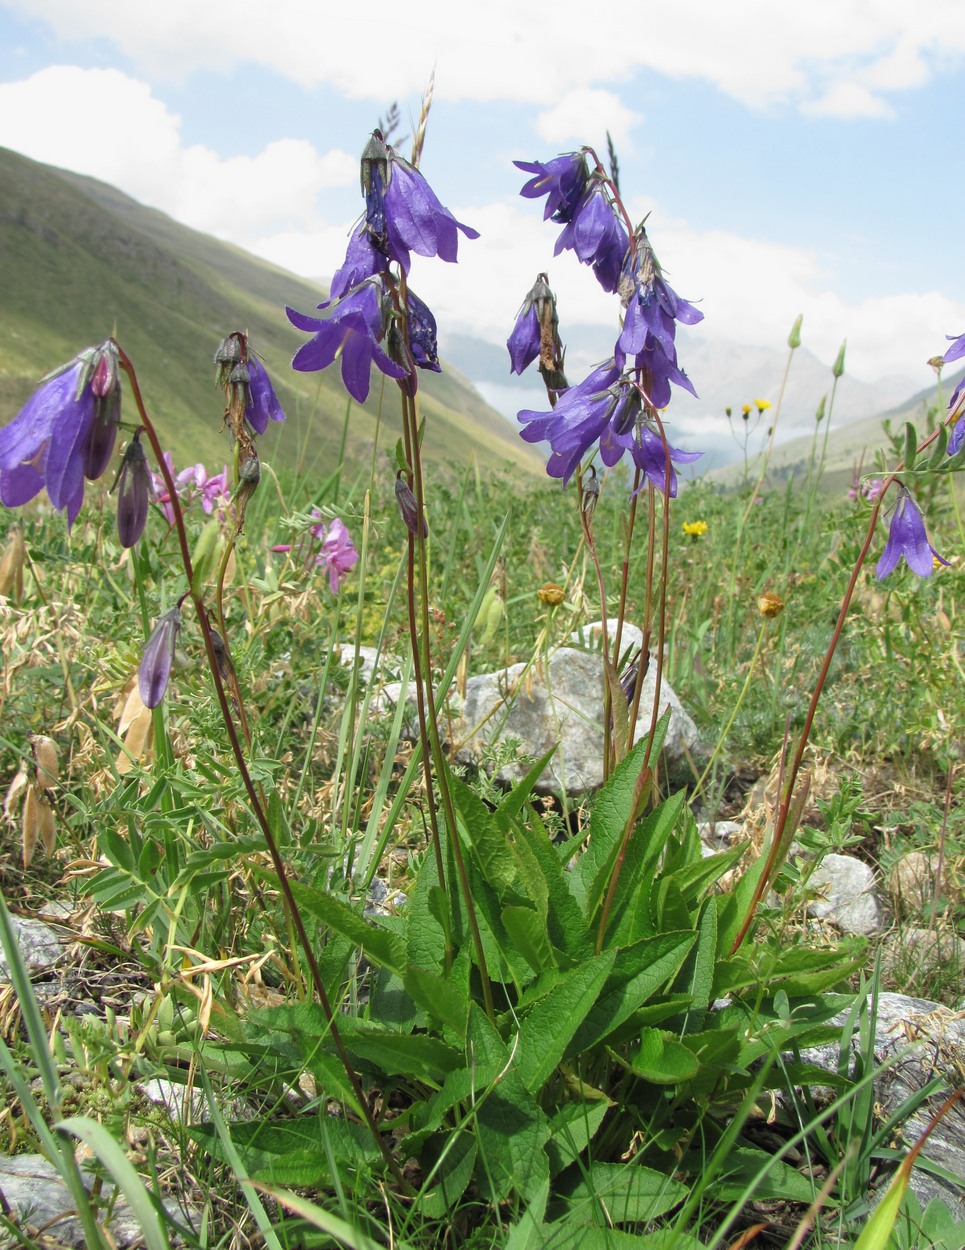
0,146,539,480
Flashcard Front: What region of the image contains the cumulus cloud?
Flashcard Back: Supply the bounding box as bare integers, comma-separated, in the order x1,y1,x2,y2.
536,90,641,151
0,65,356,237
3,0,965,116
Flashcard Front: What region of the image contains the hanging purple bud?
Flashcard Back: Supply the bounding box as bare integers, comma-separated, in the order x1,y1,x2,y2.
361,131,390,237
405,290,441,373
83,388,121,481
245,357,286,433
139,605,181,709
114,431,151,547
83,342,122,481
395,471,427,537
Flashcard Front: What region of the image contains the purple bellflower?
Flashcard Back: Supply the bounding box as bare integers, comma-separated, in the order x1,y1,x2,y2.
361,132,478,274
618,229,704,361
507,274,555,375
876,487,948,579
288,281,409,404
553,178,629,294
0,341,122,526
514,153,589,225
381,152,479,271
139,604,181,709
245,358,286,434
519,363,702,490
326,224,387,304
518,362,622,486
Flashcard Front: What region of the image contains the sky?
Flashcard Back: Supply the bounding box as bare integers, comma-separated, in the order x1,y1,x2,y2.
0,0,963,420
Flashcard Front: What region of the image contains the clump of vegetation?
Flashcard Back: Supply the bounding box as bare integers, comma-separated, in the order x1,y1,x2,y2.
0,93,962,1250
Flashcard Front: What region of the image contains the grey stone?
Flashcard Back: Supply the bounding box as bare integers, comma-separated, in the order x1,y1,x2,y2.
0,1152,193,1246
0,917,63,979
447,646,698,795
798,993,965,1220
806,853,882,935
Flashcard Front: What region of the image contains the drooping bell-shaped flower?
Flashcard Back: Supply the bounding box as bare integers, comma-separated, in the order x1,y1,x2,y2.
138,605,182,709
876,487,948,579
114,431,151,548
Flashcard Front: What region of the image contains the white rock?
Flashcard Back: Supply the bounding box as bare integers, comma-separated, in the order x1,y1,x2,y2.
806,853,882,935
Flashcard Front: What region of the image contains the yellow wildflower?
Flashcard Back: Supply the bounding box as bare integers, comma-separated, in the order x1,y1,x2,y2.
682,520,708,537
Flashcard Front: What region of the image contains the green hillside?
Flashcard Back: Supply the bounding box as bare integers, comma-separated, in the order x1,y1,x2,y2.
708,366,964,493
0,146,539,482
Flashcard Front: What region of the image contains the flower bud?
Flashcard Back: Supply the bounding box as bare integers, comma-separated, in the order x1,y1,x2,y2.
815,395,827,424
832,339,846,378
139,605,182,709
214,333,244,387
114,432,152,548
537,582,565,607
395,472,427,537
757,592,784,619
787,314,803,349
581,464,600,518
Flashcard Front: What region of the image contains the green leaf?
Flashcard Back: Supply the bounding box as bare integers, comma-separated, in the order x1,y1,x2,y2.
467,1004,550,1204
576,737,651,915
630,1028,700,1084
418,1132,478,1220
560,1161,688,1224
191,1114,379,1186
503,903,557,974
405,852,448,971
404,963,470,1038
497,746,559,822
452,775,517,894
677,896,717,1026
566,931,696,1055
903,420,919,471
545,1100,610,1176
515,951,615,1092
278,877,405,974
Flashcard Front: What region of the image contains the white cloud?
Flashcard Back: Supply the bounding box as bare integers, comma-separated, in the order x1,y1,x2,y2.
802,82,895,120
536,90,641,151
3,0,964,116
0,65,356,237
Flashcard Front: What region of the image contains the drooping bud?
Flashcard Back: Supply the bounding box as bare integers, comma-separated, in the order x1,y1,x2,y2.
360,131,390,236
214,333,244,388
139,605,182,709
581,464,601,518
832,340,847,379
787,314,803,349
89,341,119,398
395,471,427,537
114,431,151,548
405,290,441,373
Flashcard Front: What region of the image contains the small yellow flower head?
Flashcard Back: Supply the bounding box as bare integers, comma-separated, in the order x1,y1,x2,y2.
537,582,566,606
755,398,771,413
757,591,785,618
741,403,752,418
682,520,708,537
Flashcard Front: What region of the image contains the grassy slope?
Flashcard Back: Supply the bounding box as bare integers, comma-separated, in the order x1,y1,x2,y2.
0,146,540,479
709,368,964,493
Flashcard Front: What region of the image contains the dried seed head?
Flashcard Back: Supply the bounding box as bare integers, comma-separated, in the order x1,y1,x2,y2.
757,592,785,619
0,529,26,602
30,735,59,790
